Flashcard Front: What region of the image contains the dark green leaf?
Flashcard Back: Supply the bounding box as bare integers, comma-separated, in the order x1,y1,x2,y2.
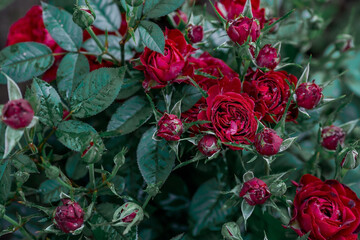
4,127,24,159
71,67,125,118
0,42,54,83
180,85,202,112
56,53,90,101
137,127,175,187
138,21,165,54
117,72,143,100
105,96,152,137
12,155,39,173
65,154,88,180
144,0,185,18
32,77,63,127
42,2,83,51
0,161,11,203
39,179,68,203
241,199,255,228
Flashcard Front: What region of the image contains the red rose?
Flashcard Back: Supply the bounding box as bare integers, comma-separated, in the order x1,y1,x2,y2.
243,69,298,122
199,76,257,150
157,113,183,141
215,0,266,27
186,25,204,43
135,29,195,89
295,81,323,110
290,174,360,240
227,17,261,46
6,6,63,83
321,125,346,151
2,99,34,129
254,128,283,156
54,199,84,233
198,135,221,156
256,44,280,70
239,178,271,205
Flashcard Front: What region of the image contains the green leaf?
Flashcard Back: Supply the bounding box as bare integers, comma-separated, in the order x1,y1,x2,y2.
71,67,125,118
65,154,88,180
279,137,298,153
180,85,202,112
82,0,121,32
42,2,83,51
138,21,165,54
39,179,69,203
4,127,24,159
170,233,185,240
241,199,255,229
5,73,22,100
12,155,39,173
0,161,11,203
137,127,175,187
56,120,103,152
144,0,185,18
56,53,90,101
0,42,54,83
32,77,63,127
189,179,233,236
117,72,143,100
105,96,152,137
339,118,359,135
297,232,310,240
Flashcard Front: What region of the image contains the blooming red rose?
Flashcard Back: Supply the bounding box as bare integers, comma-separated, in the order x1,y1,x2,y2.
254,128,283,156
198,135,221,156
54,199,84,233
239,178,271,205
135,29,195,89
256,44,280,70
290,174,360,240
227,17,261,46
295,81,323,110
243,69,298,122
321,125,346,151
186,25,204,43
6,5,63,83
157,113,183,141
2,99,34,129
215,0,266,27
199,76,257,150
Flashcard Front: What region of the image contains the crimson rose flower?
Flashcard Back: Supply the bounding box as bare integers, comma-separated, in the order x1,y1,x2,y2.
54,199,84,233
2,99,34,129
135,29,195,89
7,6,63,82
290,174,360,240
239,178,271,205
243,69,298,122
199,76,257,150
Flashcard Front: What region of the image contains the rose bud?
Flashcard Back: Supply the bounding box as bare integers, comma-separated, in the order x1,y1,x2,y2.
239,178,271,206
112,202,144,235
157,113,183,141
256,44,280,70
254,128,283,156
221,222,243,240
62,110,71,121
54,199,84,234
335,34,354,52
266,17,279,33
15,171,30,184
81,140,103,164
321,125,346,151
72,6,95,29
341,150,359,170
1,99,34,129
172,10,188,28
45,165,60,180
227,17,260,46
269,179,287,197
295,81,323,109
198,135,221,157
186,25,204,43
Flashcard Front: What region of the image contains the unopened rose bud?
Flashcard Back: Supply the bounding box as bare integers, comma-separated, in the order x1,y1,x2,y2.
54,199,84,233
157,113,183,141
81,140,103,164
321,125,346,151
198,135,221,157
239,178,271,206
254,128,283,156
221,222,243,240
256,44,280,70
112,202,144,235
172,10,188,29
295,81,323,110
335,34,354,52
341,150,359,170
227,17,260,46
269,179,287,196
186,25,203,43
2,99,34,129
73,6,95,29
15,171,30,184
45,165,60,179
266,18,279,33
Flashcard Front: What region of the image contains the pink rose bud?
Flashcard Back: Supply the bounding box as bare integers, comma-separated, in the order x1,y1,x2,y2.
239,178,271,206
187,25,204,43
254,128,283,156
198,135,221,156
295,81,323,109
54,199,84,233
321,125,346,151
157,113,183,141
227,17,260,46
173,10,188,27
2,99,34,129
256,44,280,70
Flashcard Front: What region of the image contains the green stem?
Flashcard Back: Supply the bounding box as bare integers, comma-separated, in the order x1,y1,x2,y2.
89,164,96,189
56,177,73,191
3,214,34,240
142,195,152,210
